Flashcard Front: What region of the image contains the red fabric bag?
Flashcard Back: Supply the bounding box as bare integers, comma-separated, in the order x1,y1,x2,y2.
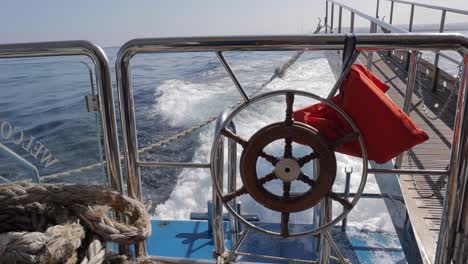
294,64,429,163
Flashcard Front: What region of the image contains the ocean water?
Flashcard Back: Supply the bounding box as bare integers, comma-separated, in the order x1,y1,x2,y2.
0,48,390,232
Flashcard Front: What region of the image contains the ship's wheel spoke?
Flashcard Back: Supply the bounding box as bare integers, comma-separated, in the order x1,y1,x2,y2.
259,151,280,166
285,92,294,126
221,128,248,148
297,152,317,166
283,182,291,198
259,171,277,185
280,181,292,237
328,192,352,210
329,132,359,150
222,186,248,203
221,128,279,165
284,137,293,158
297,173,316,187
281,212,290,237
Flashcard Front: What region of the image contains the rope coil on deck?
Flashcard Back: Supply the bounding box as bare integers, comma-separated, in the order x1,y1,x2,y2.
0,182,152,264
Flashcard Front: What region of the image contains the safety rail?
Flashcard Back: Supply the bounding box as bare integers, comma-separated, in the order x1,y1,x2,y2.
325,0,465,177
326,0,468,91
0,41,123,194
381,0,468,91
116,34,468,263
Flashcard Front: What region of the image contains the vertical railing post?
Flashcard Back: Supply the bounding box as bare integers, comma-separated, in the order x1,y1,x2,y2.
116,49,147,256
312,159,322,257
408,4,415,32
389,1,394,24
432,10,447,92
338,6,342,33
396,51,419,168
212,132,225,257
367,22,376,70
227,121,238,245
406,5,415,71
376,0,380,19
350,12,355,33
330,3,335,33
341,167,353,231
325,1,329,34
388,1,395,57
319,198,332,264
435,55,468,264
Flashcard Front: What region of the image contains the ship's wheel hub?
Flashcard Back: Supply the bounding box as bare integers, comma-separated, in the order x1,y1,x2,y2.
275,158,301,182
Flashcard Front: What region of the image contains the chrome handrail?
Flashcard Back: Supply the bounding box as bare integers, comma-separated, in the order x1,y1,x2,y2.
380,0,468,91
117,34,468,53
385,0,468,16
326,0,406,33
115,34,468,263
328,0,466,91
0,41,123,194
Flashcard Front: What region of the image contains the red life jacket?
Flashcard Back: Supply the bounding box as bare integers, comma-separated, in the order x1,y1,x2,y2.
294,64,429,164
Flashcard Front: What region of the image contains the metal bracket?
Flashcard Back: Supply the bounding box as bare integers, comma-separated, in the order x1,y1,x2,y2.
85,95,100,112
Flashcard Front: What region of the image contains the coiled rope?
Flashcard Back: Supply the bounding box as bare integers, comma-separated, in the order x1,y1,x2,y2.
41,19,325,181
0,182,151,264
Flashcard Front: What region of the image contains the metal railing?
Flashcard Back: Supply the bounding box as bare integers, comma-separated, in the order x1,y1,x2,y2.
0,41,123,195
325,4,468,262
327,0,468,91
325,0,465,182
115,34,468,263
381,0,468,91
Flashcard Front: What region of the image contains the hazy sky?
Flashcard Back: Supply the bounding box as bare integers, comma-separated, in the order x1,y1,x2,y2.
1,0,467,47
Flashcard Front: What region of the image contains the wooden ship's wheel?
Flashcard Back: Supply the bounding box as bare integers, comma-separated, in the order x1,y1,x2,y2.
211,90,369,237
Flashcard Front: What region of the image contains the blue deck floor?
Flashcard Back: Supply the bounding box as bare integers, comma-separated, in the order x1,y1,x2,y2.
147,219,406,263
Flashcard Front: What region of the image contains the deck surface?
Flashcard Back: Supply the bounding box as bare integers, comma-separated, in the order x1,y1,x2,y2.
360,51,456,264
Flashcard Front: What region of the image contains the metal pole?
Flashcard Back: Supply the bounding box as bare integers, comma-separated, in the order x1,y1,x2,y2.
212,132,225,256
319,198,332,264
350,12,355,33
403,51,419,113
317,154,331,263
376,0,380,19
325,1,329,34
405,4,415,71
367,22,376,70
432,10,447,92
387,2,395,57
312,159,321,256
389,1,394,24
396,51,419,168
435,55,468,264
116,45,147,256
341,167,353,231
330,3,334,33
216,51,249,102
338,6,342,33
227,122,238,245
409,4,415,32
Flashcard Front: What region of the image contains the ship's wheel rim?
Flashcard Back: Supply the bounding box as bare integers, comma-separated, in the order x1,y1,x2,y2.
210,89,368,238
239,121,337,213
